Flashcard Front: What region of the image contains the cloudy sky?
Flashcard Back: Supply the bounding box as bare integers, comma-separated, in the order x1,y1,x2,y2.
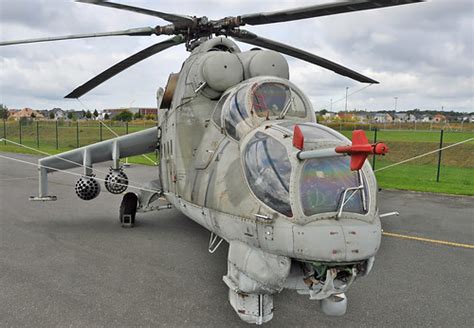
0,0,473,113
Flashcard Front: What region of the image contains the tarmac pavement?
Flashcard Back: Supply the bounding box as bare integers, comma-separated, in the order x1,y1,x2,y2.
0,152,473,327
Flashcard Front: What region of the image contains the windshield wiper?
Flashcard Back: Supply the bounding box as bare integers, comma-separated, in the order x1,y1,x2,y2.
279,93,294,119
336,184,365,219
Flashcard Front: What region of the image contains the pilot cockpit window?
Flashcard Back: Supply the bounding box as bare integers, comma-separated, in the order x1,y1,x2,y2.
223,87,252,140
212,93,229,127
221,81,311,141
251,83,306,118
244,132,292,217
299,157,367,216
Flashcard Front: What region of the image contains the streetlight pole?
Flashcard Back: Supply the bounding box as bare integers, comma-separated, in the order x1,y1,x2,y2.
345,87,349,112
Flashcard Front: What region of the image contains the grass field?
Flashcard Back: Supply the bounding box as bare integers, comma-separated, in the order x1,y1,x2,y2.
1,120,473,196
339,129,473,195
0,120,158,165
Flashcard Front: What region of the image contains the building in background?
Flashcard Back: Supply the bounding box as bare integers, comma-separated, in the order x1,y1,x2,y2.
50,108,66,120
102,107,157,119
9,108,44,120
371,113,393,123
433,114,446,123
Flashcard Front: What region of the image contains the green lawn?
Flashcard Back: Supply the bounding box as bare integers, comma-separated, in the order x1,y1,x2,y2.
339,129,474,143
374,160,473,196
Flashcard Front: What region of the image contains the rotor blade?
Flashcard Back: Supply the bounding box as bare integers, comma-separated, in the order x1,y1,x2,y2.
77,0,194,27
65,35,185,99
231,30,378,84
240,0,424,25
0,27,156,46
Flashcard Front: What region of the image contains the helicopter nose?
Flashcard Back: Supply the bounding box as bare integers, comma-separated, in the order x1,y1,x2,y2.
292,218,382,261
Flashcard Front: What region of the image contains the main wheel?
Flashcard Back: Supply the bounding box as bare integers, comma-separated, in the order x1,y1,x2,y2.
119,192,138,227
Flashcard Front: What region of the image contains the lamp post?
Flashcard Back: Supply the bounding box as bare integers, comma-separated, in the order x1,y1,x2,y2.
345,87,349,112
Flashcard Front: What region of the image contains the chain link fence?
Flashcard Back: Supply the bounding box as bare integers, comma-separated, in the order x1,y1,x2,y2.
1,119,473,195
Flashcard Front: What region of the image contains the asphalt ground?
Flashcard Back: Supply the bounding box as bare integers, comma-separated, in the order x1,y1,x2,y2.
0,152,473,328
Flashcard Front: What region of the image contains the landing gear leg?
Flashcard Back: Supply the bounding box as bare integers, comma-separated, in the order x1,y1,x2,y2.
119,192,138,228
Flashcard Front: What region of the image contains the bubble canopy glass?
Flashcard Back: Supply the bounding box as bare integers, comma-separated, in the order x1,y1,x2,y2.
221,81,308,141
243,132,292,217
243,123,368,218
299,157,367,216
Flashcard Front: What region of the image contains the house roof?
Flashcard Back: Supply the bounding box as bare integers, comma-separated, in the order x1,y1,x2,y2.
10,108,44,118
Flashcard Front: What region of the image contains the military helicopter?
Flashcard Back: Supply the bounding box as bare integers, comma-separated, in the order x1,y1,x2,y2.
1,0,424,324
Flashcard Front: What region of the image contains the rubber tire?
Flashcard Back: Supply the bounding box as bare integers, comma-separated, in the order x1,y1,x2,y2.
119,192,138,227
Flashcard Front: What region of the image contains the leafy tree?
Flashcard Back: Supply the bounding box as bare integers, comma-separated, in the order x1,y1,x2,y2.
85,110,92,119
0,104,8,119
67,112,73,120
114,110,133,121
145,114,156,121
49,111,55,119
93,109,99,118
104,113,110,120
133,112,142,120
31,112,36,118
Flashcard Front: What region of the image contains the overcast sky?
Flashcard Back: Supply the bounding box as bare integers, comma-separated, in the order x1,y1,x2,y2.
0,0,473,113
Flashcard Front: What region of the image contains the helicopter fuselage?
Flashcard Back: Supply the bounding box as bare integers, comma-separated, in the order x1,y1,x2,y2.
158,37,381,324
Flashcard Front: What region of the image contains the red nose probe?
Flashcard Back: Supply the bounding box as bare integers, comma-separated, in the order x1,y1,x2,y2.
335,130,389,170
294,126,388,171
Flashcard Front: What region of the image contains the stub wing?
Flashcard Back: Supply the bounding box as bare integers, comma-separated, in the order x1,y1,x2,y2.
34,127,158,199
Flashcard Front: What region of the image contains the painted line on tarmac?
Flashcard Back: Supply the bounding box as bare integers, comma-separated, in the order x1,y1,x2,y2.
383,232,474,249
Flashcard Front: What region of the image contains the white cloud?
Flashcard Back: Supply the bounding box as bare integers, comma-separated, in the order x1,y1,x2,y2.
0,0,473,112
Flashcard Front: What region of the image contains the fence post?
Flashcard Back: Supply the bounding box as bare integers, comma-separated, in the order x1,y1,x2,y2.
55,120,59,149
436,129,444,182
36,121,40,148
3,119,6,145
76,121,79,148
126,121,129,135
372,128,378,170
19,120,22,144
99,121,103,141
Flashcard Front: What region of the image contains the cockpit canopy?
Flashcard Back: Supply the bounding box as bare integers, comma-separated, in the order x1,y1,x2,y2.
243,132,292,217
212,78,313,141
242,124,368,219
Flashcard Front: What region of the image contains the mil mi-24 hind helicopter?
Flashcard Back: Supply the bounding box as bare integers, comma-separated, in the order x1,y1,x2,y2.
1,0,424,324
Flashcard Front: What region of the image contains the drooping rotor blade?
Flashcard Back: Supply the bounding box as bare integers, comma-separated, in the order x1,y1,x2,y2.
239,0,424,25
231,30,378,84
0,27,157,47
77,0,194,28
65,35,185,99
